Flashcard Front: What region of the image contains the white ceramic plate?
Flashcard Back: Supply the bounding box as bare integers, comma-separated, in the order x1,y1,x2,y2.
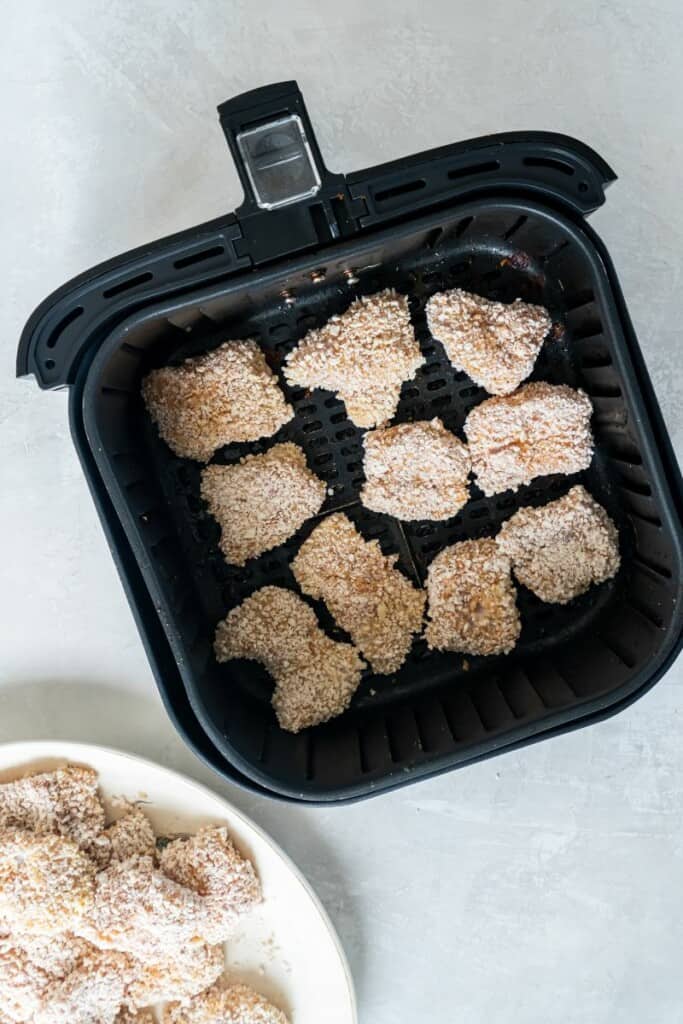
0,741,357,1024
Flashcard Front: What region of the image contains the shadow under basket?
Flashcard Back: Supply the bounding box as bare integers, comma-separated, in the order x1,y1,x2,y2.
18,83,683,800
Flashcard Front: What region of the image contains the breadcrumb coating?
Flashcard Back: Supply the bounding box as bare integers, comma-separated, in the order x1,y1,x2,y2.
81,855,205,960
0,831,95,935
163,982,289,1024
497,484,620,603
127,942,224,1008
425,538,521,655
0,764,109,866
106,805,156,863
160,827,261,943
291,513,426,675
214,587,364,733
115,1009,156,1024
200,443,326,566
32,946,132,1024
465,381,593,495
361,418,470,521
284,289,424,428
142,340,293,462
426,288,551,395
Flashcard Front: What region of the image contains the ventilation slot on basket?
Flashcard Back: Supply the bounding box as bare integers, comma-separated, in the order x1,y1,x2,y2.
173,245,225,270
103,272,154,299
448,160,500,180
597,634,637,669
374,179,426,203
565,288,595,311
523,155,575,175
503,215,528,240
46,305,84,350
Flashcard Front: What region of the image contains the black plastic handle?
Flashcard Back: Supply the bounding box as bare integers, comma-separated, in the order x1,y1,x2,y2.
218,81,343,214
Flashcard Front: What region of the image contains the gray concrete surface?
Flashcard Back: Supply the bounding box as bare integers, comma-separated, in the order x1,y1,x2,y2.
2,2,683,1021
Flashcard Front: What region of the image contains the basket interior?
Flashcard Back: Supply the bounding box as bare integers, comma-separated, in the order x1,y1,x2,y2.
85,199,682,797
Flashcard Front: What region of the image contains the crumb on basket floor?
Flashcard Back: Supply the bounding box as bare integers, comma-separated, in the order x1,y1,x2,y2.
464,381,594,495
160,827,261,943
284,289,424,428
360,417,471,521
426,287,551,395
0,764,109,866
142,339,293,462
163,981,289,1024
291,512,426,675
497,484,620,603
214,586,365,733
200,443,326,567
425,538,521,656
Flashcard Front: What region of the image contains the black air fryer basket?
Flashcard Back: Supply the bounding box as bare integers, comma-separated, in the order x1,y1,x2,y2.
18,82,683,801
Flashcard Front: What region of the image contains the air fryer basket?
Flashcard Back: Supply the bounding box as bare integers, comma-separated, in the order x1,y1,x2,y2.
19,83,683,800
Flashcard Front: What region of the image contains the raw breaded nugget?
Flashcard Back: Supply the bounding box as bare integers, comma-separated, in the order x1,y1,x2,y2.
214,587,364,733
7,932,92,980
426,288,551,395
425,538,521,656
497,485,620,603
160,826,261,942
284,289,424,428
0,936,52,1022
201,443,326,566
142,340,293,462
465,381,593,496
106,805,156,863
0,831,95,935
164,982,289,1024
127,942,224,1007
292,513,426,675
361,418,470,521
33,946,132,1024
0,764,109,865
82,855,205,960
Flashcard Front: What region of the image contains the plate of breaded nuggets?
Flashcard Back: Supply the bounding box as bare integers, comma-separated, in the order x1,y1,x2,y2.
0,742,357,1024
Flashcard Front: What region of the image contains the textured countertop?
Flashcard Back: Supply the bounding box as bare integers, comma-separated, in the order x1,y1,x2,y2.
2,2,683,1021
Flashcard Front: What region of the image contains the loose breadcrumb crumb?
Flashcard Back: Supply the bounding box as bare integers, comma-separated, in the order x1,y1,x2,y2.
425,538,521,655
361,418,471,521
291,513,426,675
0,831,95,935
426,288,551,395
126,942,224,1008
160,827,261,942
465,381,594,495
0,764,109,866
284,289,424,428
214,587,364,733
142,340,293,462
163,982,289,1024
200,443,326,566
497,484,620,603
